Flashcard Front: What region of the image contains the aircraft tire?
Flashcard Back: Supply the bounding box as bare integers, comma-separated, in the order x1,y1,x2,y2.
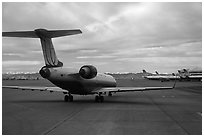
69,95,73,102
108,92,112,96
95,96,104,102
95,96,99,102
99,96,104,102
64,95,69,102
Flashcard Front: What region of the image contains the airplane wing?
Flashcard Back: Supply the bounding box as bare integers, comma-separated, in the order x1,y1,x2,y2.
3,82,176,95
2,86,68,93
93,86,175,95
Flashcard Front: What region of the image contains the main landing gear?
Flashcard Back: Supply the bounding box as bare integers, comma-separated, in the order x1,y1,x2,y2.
95,95,104,102
64,93,106,103
108,92,112,96
64,94,73,102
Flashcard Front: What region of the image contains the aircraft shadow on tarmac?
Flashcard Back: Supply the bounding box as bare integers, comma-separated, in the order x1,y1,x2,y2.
10,97,173,106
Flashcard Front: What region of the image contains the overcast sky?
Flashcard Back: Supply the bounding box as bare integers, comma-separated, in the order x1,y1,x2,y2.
2,2,202,73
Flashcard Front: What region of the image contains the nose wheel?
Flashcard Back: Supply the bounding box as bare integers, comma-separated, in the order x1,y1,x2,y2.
64,94,73,102
95,95,104,102
108,92,112,96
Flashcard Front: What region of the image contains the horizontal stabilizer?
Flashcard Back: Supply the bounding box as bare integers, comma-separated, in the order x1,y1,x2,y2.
48,29,82,38
2,31,38,38
2,29,82,38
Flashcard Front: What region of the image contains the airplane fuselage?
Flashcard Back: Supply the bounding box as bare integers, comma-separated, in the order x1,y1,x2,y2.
45,67,117,95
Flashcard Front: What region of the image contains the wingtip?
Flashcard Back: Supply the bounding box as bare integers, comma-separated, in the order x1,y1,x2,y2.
78,29,82,33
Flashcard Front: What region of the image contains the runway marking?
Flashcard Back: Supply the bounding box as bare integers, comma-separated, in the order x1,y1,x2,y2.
162,95,175,98
42,109,83,135
196,112,202,117
143,92,190,135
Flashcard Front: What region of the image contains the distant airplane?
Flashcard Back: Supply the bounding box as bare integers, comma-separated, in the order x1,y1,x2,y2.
143,68,202,82
2,29,175,102
142,69,156,76
143,70,180,82
186,69,202,76
155,71,169,76
178,69,202,81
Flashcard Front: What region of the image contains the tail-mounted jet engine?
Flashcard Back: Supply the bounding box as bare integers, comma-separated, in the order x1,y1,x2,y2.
79,65,97,79
39,67,51,78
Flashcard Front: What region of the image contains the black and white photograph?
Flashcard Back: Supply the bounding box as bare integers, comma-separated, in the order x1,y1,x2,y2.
2,2,202,135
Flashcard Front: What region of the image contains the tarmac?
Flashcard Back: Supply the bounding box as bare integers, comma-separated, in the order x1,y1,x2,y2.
2,79,202,135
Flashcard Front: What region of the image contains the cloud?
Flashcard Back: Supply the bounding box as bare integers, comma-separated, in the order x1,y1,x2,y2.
2,2,202,73
3,60,42,67
111,40,202,58
3,53,25,57
76,55,116,59
79,49,98,53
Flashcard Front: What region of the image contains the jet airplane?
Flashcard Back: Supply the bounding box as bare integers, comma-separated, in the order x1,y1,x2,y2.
143,70,180,82
3,29,176,102
178,69,202,81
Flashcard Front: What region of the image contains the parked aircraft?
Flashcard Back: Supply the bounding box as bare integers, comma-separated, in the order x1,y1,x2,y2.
143,70,180,82
155,71,159,75
143,68,202,82
2,29,176,102
178,69,202,81
155,71,169,76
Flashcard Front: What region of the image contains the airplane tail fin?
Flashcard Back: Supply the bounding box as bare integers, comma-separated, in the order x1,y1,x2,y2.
155,71,159,75
3,29,82,67
183,69,187,72
183,69,189,75
142,70,147,74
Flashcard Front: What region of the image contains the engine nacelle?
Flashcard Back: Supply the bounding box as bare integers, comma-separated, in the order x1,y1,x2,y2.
79,65,97,79
39,67,51,78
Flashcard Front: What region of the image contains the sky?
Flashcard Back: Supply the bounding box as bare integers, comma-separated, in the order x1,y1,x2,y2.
2,2,202,73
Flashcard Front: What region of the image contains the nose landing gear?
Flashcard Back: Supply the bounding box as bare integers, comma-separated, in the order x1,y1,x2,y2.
108,92,112,96
64,94,73,102
95,95,104,102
